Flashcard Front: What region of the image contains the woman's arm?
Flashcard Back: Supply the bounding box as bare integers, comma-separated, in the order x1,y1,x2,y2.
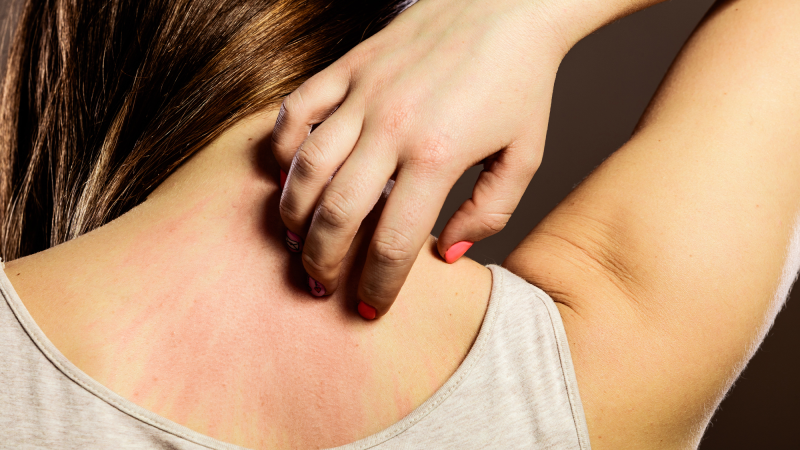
269,0,671,318
506,0,800,447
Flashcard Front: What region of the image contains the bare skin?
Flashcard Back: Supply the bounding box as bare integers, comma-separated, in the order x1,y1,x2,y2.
507,0,800,448
4,111,492,449
4,0,800,449
272,0,671,318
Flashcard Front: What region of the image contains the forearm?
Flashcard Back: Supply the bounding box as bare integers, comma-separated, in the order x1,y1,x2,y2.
546,0,670,48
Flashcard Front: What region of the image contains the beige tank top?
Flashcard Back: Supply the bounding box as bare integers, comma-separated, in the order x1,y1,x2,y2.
0,264,590,449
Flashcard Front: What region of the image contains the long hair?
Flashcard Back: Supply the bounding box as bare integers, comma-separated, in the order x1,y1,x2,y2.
0,0,410,260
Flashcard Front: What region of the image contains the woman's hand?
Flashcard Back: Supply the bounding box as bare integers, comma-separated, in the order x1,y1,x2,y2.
270,0,615,318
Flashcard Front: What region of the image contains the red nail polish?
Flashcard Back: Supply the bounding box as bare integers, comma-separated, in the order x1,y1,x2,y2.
280,170,287,190
308,276,326,297
444,241,473,264
357,302,377,320
285,230,302,253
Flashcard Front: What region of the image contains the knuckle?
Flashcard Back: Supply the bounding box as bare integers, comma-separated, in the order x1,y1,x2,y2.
371,228,415,269
410,133,454,169
358,274,395,310
285,87,307,114
480,212,511,234
379,101,415,138
271,103,293,154
270,131,289,158
346,40,379,70
278,197,304,226
302,250,334,276
274,102,290,133
292,139,327,180
315,190,353,231
359,283,391,310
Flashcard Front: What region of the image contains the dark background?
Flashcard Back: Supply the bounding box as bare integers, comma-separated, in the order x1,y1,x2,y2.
1,0,797,447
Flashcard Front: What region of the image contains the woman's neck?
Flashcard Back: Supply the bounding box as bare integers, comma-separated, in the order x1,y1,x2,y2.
4,110,492,449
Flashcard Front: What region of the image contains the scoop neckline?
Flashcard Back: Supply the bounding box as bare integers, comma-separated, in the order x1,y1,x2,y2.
0,264,505,450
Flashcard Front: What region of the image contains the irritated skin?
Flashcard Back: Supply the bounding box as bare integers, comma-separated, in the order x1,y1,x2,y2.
6,110,492,449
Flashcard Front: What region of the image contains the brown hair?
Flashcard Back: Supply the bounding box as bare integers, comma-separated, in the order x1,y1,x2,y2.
0,0,410,261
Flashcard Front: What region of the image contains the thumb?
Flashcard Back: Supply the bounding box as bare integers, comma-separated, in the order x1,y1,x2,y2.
437,144,540,263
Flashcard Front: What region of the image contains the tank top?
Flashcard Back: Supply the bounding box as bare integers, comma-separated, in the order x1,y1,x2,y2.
0,264,591,449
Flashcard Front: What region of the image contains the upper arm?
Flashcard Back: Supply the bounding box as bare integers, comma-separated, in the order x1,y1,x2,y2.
505,1,800,448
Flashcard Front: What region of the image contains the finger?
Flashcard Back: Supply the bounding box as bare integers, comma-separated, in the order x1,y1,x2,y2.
357,164,457,319
271,64,351,171
437,143,540,263
300,135,397,297
279,102,364,239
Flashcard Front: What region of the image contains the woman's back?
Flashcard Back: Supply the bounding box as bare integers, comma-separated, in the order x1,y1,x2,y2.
1,113,504,448
1,241,590,449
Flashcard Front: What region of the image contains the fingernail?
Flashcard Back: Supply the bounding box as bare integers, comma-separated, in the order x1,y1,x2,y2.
357,301,377,320
280,170,287,190
444,241,473,264
285,230,303,252
308,276,326,297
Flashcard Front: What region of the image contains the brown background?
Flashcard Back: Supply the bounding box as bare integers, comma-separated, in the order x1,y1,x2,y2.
1,0,796,447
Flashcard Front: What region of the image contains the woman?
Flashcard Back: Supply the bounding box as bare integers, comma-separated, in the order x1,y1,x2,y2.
1,0,798,449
